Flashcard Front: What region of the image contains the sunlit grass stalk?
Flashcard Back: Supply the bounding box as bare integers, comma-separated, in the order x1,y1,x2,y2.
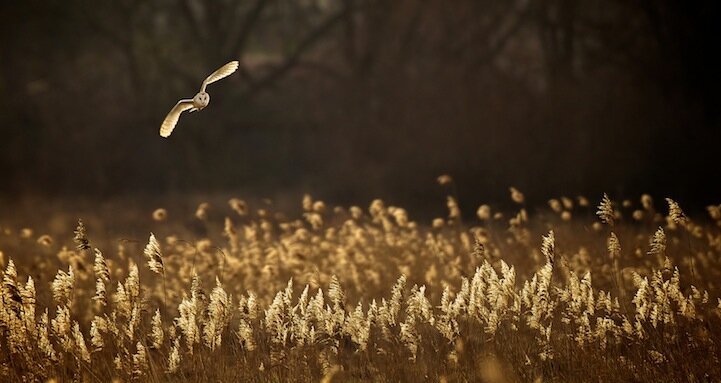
145,233,168,309
597,194,626,303
666,198,696,285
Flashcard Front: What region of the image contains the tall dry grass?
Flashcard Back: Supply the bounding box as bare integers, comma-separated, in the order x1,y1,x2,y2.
1,189,721,382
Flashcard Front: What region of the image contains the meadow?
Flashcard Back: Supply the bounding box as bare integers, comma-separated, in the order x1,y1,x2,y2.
1,186,720,382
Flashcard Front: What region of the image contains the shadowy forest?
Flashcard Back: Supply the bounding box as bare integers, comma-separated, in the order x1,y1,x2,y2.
1,0,719,212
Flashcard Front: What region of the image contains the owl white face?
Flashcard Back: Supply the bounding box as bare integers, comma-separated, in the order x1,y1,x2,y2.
193,92,210,108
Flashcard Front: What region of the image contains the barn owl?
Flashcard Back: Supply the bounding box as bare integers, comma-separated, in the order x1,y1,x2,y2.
159,60,239,138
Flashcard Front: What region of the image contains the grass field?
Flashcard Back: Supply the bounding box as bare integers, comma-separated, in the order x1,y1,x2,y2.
1,188,720,382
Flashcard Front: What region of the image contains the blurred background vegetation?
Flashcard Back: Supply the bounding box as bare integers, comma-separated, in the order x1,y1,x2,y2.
1,0,719,213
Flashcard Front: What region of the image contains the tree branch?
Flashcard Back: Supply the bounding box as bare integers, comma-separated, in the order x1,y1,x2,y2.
469,5,530,69
239,7,350,100
224,0,271,58
179,0,207,46
398,0,430,60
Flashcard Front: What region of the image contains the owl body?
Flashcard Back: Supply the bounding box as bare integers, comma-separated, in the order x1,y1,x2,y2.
160,61,239,138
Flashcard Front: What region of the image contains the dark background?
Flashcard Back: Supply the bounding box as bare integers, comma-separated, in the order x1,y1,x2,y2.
1,0,719,215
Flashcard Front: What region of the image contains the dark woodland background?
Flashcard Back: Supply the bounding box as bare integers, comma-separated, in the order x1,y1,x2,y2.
1,0,719,213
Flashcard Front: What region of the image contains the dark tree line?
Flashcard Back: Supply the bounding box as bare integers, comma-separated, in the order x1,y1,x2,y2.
1,0,719,210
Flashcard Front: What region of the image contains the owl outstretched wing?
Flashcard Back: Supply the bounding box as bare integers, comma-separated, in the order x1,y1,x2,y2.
200,61,239,92
160,99,195,138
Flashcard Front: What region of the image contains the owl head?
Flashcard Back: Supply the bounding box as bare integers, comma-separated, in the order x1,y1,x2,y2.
193,92,210,108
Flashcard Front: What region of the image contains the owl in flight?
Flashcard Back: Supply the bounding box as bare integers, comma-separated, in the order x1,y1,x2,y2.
159,60,239,138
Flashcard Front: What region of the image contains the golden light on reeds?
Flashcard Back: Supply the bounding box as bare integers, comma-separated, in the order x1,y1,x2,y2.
0,192,717,382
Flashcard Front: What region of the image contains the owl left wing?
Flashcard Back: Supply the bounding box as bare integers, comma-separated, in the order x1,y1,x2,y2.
200,61,239,92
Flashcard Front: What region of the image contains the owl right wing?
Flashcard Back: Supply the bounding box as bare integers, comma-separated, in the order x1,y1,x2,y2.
160,99,195,138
